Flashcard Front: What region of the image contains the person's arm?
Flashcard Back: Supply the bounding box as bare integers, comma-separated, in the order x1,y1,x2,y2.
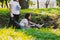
19,4,21,9
29,21,36,25
17,2,21,9
24,19,29,28
9,3,14,17
24,23,28,28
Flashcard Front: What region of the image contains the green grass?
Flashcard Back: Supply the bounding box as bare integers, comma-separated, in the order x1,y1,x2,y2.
0,8,60,40
16,28,60,40
0,28,60,40
0,8,60,28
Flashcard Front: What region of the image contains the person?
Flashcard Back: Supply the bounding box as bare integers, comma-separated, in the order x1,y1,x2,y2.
19,13,44,29
8,0,21,28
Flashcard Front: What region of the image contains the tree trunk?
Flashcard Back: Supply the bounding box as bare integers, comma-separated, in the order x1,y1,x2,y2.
5,0,8,8
27,0,29,8
19,0,29,9
45,3,48,8
45,0,50,8
1,2,3,8
37,0,39,8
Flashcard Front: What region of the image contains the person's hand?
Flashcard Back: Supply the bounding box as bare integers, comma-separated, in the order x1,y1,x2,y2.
10,13,14,17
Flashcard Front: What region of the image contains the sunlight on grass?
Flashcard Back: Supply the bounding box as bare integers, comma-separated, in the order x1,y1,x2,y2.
0,28,60,40
51,29,60,36
0,28,35,40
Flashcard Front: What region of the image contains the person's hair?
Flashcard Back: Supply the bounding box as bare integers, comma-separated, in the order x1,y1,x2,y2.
13,0,16,1
25,13,31,20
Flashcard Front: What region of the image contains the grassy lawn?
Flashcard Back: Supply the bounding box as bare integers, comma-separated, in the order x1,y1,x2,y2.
0,8,60,28
0,28,60,40
0,8,60,40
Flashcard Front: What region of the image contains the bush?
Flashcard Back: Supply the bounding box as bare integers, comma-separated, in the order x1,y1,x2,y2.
0,8,60,28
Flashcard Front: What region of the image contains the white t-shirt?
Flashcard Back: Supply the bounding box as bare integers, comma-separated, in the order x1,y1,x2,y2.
20,18,28,27
10,1,21,15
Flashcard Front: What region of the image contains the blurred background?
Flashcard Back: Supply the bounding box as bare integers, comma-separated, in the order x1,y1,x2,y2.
0,0,60,9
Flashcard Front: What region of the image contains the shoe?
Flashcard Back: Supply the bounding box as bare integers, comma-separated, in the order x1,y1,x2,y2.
36,24,44,28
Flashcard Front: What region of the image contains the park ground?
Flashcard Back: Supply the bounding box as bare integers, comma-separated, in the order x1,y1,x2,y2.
0,8,60,40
